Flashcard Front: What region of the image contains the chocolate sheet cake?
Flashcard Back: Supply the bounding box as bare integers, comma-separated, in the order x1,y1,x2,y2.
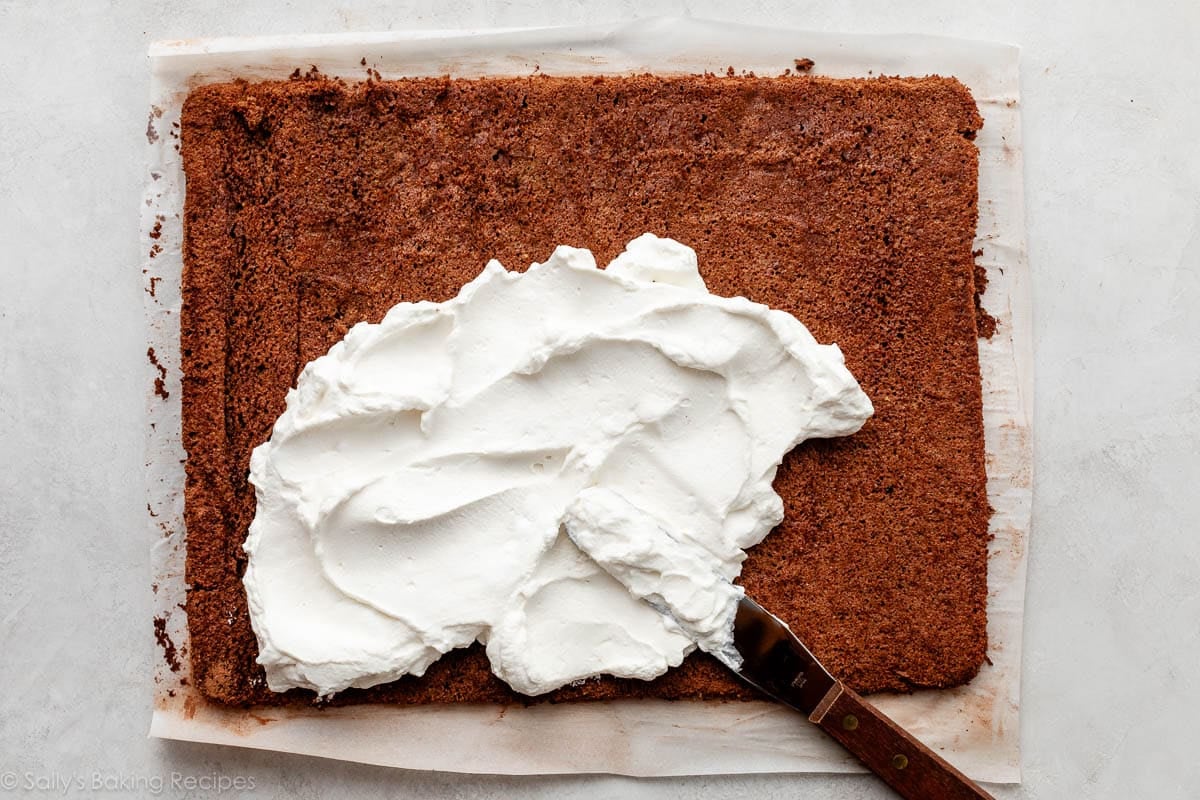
180,72,990,706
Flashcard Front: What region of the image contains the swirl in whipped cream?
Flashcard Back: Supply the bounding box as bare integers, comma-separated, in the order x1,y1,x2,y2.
243,234,872,697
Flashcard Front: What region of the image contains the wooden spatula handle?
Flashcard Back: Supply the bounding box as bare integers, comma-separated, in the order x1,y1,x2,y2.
809,682,995,800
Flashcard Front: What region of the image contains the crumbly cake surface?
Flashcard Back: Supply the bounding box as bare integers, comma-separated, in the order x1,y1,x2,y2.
180,72,990,706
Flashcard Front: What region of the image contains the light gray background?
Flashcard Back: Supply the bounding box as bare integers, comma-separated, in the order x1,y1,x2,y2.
1,1,1197,798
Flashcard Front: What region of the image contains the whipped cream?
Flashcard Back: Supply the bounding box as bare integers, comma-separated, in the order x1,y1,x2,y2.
562,487,747,669
243,234,873,697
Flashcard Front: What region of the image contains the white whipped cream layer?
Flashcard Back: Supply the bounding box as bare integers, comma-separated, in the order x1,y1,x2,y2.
243,234,872,697
562,487,748,670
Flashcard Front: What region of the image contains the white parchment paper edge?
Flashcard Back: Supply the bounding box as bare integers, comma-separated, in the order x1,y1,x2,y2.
142,16,1031,783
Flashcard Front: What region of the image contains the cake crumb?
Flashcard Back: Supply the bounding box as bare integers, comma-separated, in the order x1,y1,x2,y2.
148,347,169,400
154,616,182,672
972,253,997,339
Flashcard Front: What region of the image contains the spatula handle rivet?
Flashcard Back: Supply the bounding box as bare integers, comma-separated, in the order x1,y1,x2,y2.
891,754,909,770
842,714,859,731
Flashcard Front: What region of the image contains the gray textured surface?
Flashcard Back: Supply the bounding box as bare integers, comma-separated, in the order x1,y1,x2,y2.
1,1,1198,798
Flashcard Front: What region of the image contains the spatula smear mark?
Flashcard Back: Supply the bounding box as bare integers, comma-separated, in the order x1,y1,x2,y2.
563,487,747,670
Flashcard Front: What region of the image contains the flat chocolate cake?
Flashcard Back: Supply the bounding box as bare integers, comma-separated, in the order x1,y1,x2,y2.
179,72,991,706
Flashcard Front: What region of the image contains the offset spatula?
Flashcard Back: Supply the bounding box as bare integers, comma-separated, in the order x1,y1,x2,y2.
731,596,994,800
563,490,994,798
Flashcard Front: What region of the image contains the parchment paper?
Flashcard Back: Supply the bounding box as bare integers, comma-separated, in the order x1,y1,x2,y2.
143,17,1030,783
